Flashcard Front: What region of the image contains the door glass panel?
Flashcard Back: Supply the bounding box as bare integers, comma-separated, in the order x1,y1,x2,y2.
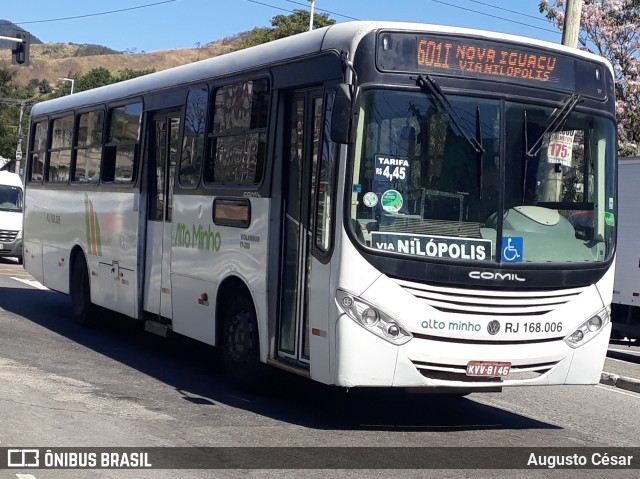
288,99,305,219
279,98,306,355
316,93,337,251
167,117,180,222
149,120,167,222
301,96,323,360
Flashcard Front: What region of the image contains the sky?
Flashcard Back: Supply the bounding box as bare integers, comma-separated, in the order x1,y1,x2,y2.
1,0,563,54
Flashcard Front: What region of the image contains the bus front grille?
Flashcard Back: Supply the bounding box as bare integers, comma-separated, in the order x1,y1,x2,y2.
394,278,587,316
0,230,18,242
411,359,558,382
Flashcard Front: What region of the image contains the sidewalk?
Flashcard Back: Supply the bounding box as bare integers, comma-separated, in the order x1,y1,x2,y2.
600,347,640,394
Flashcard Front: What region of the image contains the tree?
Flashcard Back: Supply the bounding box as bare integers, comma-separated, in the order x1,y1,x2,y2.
540,0,640,156
236,9,336,50
115,68,156,82
0,68,32,160
74,67,112,92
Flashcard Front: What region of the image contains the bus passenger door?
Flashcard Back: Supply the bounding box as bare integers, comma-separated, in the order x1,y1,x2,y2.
143,111,180,320
278,89,324,365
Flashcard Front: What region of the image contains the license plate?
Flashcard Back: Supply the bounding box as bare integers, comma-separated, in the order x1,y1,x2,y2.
466,361,511,377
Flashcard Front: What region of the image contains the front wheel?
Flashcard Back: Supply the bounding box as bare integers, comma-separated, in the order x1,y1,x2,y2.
221,294,267,392
70,255,95,327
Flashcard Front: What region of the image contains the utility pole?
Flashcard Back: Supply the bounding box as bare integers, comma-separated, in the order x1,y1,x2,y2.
58,77,75,95
308,0,315,31
16,101,25,176
540,0,583,202
562,0,583,48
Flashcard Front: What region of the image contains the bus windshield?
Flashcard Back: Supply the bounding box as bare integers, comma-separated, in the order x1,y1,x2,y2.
349,88,616,265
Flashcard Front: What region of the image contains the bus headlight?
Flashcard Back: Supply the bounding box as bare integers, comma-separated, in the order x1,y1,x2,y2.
564,307,609,349
336,290,412,345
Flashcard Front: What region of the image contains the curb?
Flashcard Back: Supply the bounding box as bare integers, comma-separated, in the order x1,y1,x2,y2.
600,372,640,394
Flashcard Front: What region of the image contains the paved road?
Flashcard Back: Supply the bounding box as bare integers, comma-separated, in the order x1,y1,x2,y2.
0,258,639,479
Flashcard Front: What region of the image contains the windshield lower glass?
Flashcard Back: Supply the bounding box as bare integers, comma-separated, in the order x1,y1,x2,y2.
349,89,616,265
0,185,23,212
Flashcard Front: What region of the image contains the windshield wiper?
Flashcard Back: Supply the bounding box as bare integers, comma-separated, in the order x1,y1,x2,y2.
522,94,583,201
416,74,485,197
525,93,583,158
416,75,484,154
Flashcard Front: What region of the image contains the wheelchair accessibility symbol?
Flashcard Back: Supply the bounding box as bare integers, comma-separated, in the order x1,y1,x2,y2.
501,237,523,263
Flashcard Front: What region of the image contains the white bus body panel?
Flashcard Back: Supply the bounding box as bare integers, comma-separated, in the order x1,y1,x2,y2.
613,158,640,307
169,195,269,347
24,241,44,283
24,189,140,315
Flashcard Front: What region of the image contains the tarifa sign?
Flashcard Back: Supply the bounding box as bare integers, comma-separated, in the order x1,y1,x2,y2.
174,223,222,252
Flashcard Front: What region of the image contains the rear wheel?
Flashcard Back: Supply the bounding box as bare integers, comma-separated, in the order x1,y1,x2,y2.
221,294,267,392
70,255,94,327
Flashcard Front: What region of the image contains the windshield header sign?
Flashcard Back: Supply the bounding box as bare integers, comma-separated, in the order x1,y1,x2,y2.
376,32,592,94
371,232,492,261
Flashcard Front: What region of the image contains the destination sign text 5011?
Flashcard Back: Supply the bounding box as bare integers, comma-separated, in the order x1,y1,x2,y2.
416,37,560,82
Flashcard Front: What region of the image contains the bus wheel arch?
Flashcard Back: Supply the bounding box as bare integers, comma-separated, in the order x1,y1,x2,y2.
69,247,94,327
217,277,267,392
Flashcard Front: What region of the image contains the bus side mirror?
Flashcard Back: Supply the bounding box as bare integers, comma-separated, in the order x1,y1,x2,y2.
330,83,354,144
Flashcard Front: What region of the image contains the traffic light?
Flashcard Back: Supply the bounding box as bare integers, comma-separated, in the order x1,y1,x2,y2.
12,32,30,66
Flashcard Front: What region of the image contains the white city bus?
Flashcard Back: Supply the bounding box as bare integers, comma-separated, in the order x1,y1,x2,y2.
23,21,617,392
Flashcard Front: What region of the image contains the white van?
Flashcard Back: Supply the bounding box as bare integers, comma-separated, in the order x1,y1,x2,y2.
0,171,23,263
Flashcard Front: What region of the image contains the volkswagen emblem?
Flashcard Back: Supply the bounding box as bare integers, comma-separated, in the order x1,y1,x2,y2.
487,320,501,335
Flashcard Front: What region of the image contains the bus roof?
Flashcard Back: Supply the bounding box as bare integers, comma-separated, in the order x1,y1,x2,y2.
30,21,614,118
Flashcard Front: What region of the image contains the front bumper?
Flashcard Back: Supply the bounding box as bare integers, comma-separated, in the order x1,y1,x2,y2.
0,236,23,257
334,314,611,388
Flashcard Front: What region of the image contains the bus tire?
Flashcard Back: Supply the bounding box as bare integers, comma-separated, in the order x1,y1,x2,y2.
221,294,267,393
70,255,95,327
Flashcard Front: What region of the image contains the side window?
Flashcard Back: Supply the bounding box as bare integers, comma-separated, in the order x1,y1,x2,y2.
104,102,142,183
204,78,270,185
179,87,207,188
47,115,74,183
28,121,48,183
74,110,104,183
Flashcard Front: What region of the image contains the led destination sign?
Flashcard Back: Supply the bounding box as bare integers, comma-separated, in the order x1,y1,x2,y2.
376,33,589,93
416,38,560,82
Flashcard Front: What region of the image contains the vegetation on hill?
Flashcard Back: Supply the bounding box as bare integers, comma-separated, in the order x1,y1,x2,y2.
235,9,335,50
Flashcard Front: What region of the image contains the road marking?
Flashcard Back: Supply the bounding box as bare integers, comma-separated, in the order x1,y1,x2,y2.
596,384,640,398
16,474,38,479
606,357,640,366
11,277,49,290
609,348,640,357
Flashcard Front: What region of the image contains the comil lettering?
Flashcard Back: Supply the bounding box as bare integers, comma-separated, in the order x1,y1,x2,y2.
469,271,526,282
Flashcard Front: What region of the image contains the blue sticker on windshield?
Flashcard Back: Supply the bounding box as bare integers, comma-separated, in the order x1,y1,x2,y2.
501,237,523,263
